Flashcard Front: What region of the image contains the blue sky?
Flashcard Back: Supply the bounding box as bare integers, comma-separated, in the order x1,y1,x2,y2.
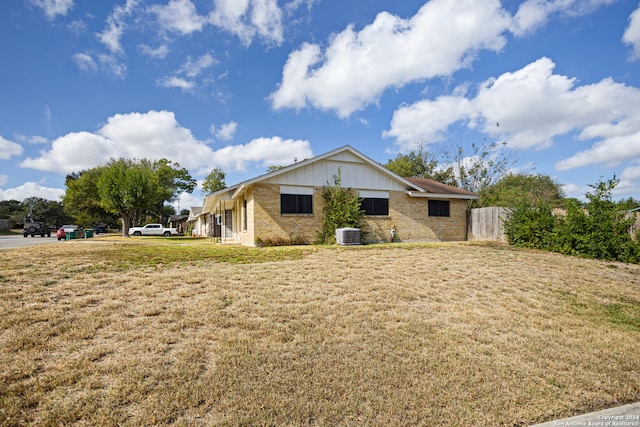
2,0,640,210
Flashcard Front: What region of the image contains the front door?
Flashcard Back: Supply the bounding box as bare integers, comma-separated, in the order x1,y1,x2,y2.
224,209,233,239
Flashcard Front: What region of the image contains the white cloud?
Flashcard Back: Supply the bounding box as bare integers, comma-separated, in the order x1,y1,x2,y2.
0,175,7,187
0,136,24,159
97,0,139,54
0,182,65,202
14,134,48,144
67,19,87,34
30,0,73,20
270,0,511,118
180,53,216,78
98,54,127,79
383,57,640,172
383,95,474,148
555,132,640,170
72,53,98,72
270,0,620,119
211,136,312,171
211,121,238,141
284,0,317,16
21,131,113,173
173,191,204,212
622,161,640,181
511,0,616,36
19,110,312,176
138,44,169,59
157,76,194,90
151,0,206,35
561,182,590,200
157,53,216,91
623,4,640,61
208,0,284,46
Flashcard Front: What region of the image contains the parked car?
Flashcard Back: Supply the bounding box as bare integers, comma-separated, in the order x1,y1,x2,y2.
59,224,85,239
56,227,66,241
95,223,108,234
128,223,178,237
23,221,50,238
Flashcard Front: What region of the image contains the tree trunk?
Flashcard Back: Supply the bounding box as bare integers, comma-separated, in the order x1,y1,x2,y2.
121,213,131,237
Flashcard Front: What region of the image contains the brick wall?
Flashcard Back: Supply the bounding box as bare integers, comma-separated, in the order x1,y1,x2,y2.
251,183,324,244
249,184,469,245
360,191,468,242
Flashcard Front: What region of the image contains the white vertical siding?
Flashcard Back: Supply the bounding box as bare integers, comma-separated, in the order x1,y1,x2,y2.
265,157,406,191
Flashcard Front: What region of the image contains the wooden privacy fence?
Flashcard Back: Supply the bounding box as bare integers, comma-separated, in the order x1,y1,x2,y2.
467,207,510,242
467,208,640,243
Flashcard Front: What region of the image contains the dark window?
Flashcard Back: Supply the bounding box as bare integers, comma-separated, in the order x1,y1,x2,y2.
428,200,450,217
361,198,389,216
281,194,313,214
243,198,247,231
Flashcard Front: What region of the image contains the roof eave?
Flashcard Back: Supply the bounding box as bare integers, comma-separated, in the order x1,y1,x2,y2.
406,191,479,200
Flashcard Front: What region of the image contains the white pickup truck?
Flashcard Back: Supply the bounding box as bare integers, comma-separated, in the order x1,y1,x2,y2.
128,224,178,237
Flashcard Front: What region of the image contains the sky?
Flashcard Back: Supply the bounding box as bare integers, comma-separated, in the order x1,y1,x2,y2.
2,0,640,211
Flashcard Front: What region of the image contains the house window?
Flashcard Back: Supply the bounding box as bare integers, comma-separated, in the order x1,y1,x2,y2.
281,194,313,214
428,200,450,217
242,198,247,231
361,198,389,216
280,186,313,215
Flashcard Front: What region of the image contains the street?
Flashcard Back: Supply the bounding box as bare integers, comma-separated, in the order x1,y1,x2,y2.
0,234,61,250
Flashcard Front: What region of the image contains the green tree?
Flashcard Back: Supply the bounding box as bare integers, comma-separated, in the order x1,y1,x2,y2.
316,169,364,244
0,200,23,228
65,158,194,228
202,167,226,194
151,159,196,221
504,200,556,250
63,168,118,226
384,146,442,179
97,158,162,237
479,173,564,208
18,197,72,228
449,140,518,197
505,176,640,263
580,177,638,262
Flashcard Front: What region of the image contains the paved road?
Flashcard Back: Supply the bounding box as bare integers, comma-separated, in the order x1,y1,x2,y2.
0,234,62,250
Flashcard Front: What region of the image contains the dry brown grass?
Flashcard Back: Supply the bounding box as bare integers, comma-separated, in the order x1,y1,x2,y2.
1,239,639,426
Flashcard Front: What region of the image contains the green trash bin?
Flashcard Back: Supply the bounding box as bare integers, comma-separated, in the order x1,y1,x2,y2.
68,230,77,239
65,231,71,241
85,230,93,238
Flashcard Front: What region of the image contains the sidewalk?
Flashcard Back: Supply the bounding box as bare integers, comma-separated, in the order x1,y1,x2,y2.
530,402,640,427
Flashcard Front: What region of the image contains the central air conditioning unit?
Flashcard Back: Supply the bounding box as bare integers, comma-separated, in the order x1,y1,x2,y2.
335,227,361,246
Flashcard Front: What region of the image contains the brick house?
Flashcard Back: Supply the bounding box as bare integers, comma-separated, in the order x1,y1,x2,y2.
201,145,478,246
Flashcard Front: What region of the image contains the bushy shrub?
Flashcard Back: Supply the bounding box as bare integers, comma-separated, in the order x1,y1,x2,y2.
504,201,555,250
255,236,307,247
505,177,640,264
316,169,364,244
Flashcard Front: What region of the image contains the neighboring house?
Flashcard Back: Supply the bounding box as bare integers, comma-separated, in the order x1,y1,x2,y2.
202,145,478,246
187,206,204,236
168,214,188,235
187,206,221,237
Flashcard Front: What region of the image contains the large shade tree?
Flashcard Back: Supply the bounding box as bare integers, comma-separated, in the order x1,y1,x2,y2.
66,158,196,235
151,159,197,221
63,167,119,227
97,158,162,237
479,173,565,208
